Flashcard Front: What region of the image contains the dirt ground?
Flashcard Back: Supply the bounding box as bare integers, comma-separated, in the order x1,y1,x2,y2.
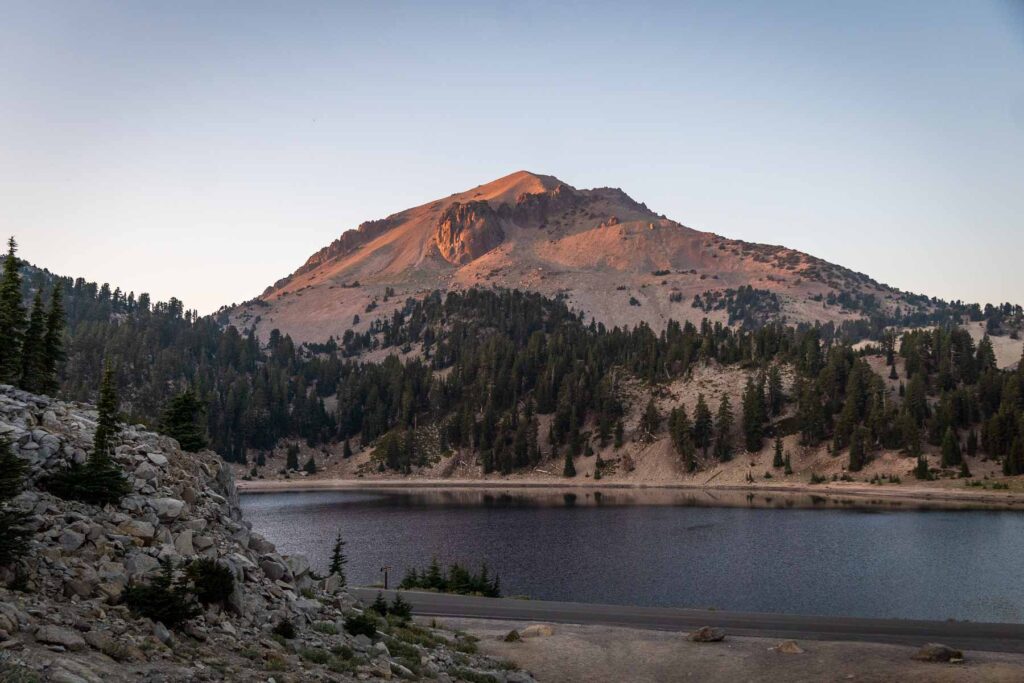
439,617,1024,683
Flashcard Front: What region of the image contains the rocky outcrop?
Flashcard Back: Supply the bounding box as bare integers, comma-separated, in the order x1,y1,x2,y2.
506,183,582,226
435,201,506,264
0,386,535,682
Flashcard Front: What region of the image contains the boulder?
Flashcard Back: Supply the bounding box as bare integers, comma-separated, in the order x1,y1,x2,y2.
772,640,804,654
150,497,185,520
687,626,726,643
36,625,87,651
174,529,194,555
59,528,86,552
912,643,964,663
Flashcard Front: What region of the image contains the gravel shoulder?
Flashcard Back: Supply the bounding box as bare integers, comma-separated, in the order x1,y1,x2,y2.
441,617,1024,683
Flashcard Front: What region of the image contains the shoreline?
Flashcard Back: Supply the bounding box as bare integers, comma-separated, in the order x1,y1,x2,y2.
235,476,1024,509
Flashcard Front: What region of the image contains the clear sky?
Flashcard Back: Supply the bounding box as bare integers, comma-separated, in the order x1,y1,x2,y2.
3,1,1023,313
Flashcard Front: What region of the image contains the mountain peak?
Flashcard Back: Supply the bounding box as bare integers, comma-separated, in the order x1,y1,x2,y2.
459,170,568,205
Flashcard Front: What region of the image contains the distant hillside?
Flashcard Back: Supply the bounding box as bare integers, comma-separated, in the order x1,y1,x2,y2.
226,171,988,344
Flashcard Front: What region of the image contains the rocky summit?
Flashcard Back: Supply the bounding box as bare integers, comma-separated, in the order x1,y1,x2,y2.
0,386,534,682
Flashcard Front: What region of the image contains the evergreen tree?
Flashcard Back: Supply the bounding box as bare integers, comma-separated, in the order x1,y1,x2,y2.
783,452,793,475
613,420,624,449
692,394,713,455
959,459,971,478
966,429,978,457
772,436,784,468
714,395,734,461
888,364,898,380
42,365,129,506
0,238,25,384
1004,437,1024,476
342,438,353,458
848,426,867,472
39,285,65,395
304,455,317,474
93,363,120,456
639,398,661,441
328,532,347,585
914,455,931,480
160,389,208,452
766,365,785,416
941,427,962,467
19,291,46,392
742,376,766,452
0,436,29,566
562,450,576,477
286,444,300,471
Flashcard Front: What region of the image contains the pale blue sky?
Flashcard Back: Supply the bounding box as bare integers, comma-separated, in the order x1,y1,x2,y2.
3,1,1023,313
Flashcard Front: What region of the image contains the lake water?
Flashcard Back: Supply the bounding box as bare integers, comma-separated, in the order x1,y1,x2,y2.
240,487,1024,623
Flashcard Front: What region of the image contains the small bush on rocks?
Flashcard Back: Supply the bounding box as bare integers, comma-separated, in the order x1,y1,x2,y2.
124,559,201,629
344,612,379,639
186,557,235,606
272,619,296,639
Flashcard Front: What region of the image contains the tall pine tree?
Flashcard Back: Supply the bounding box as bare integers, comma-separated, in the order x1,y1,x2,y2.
0,238,25,385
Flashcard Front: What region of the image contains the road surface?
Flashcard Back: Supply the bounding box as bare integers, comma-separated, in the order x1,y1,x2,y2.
351,588,1024,653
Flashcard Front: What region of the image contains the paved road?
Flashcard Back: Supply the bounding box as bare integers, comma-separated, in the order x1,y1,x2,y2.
351,588,1024,653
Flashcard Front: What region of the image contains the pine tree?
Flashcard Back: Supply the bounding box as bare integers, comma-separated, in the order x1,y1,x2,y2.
0,436,29,566
966,429,978,457
959,460,972,478
562,450,576,477
692,394,713,455
613,420,624,449
303,455,317,474
714,395,734,461
888,364,898,380
328,532,347,585
42,364,130,506
19,291,47,392
286,444,300,471
783,452,793,475
160,389,207,452
941,427,962,467
0,238,25,384
639,398,660,441
848,426,867,472
766,365,785,416
742,376,766,453
342,438,353,458
772,436,784,468
914,455,931,480
93,363,120,456
39,285,65,395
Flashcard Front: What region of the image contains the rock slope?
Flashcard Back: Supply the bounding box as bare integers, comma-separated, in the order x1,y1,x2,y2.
0,386,533,682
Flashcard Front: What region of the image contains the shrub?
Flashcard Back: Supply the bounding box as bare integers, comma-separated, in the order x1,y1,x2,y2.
186,557,235,606
389,593,413,622
272,618,296,639
41,451,130,507
344,612,379,639
124,559,200,629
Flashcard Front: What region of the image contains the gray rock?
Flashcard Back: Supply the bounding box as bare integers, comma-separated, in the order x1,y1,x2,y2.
124,552,160,578
174,529,194,555
260,559,287,582
150,497,185,519
59,528,86,552
36,624,87,651
134,462,159,481
687,626,726,642
146,452,169,467
248,532,275,555
153,620,173,646
284,554,310,578
913,643,964,663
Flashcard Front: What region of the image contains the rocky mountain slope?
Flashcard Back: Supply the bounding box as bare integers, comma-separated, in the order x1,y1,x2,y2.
227,171,920,344
0,386,534,682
